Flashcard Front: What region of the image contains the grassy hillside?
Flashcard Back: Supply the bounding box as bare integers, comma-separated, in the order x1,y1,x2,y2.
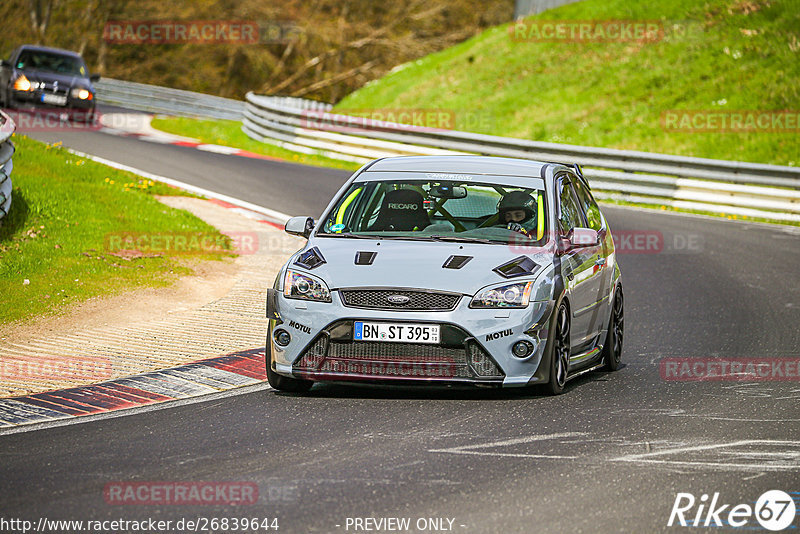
335,0,800,165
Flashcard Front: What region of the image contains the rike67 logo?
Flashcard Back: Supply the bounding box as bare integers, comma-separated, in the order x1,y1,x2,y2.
669,490,797,531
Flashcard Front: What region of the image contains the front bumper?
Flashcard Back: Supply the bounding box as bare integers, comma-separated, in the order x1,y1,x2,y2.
267,288,555,387
9,90,95,112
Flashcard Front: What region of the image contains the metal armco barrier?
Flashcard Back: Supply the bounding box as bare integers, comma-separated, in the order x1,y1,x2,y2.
243,92,800,222
95,78,245,121
514,0,584,19
0,111,15,221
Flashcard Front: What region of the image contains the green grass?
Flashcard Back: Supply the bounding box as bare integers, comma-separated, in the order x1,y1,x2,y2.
150,116,360,172
0,135,232,325
335,0,800,166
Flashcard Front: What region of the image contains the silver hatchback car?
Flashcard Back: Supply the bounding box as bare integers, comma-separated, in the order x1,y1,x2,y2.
266,155,623,394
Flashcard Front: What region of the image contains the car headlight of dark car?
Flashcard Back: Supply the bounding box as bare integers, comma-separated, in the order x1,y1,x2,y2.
13,75,33,92
283,269,332,302
70,87,93,100
470,281,534,309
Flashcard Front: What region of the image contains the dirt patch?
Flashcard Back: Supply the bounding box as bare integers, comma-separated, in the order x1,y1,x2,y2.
0,196,302,398
727,0,771,15
0,255,239,345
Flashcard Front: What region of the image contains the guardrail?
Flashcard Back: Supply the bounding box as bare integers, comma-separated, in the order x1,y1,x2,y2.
514,0,584,19
95,78,245,121
243,92,800,222
0,111,15,221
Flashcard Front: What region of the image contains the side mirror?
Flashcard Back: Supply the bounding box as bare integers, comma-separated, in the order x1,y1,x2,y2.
89,73,101,82
568,227,599,248
285,216,315,238
0,59,8,68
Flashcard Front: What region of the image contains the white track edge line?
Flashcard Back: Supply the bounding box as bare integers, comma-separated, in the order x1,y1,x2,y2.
66,148,292,224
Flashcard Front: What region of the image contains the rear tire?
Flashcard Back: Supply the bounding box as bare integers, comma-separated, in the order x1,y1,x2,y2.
602,286,624,371
545,302,571,395
265,331,313,393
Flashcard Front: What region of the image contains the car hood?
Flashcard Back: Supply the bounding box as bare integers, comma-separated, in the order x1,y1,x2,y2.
300,237,554,294
20,69,92,89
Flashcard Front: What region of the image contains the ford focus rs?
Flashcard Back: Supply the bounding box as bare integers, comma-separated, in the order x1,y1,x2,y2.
266,155,623,394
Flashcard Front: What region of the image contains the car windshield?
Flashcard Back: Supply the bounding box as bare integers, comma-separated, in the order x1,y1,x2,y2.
318,178,548,245
15,50,87,76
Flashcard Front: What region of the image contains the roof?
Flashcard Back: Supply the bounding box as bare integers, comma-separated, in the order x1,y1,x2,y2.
365,155,551,178
15,45,84,59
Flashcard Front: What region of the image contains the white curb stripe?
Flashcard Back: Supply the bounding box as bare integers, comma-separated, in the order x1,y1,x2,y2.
66,148,293,224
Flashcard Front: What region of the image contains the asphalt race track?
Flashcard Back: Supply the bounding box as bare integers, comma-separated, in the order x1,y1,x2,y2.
26,109,353,219
2,114,799,533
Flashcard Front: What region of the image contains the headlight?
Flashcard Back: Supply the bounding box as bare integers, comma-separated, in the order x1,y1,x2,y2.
283,269,331,302
470,281,533,309
70,88,92,100
13,75,32,91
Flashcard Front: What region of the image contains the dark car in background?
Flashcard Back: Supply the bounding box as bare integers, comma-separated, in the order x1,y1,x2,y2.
0,45,99,120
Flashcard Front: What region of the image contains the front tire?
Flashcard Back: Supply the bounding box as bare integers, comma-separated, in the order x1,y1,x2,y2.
602,286,624,371
545,302,571,395
265,331,313,393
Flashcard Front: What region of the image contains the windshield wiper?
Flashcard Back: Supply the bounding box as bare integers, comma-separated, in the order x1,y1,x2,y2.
317,232,380,239
318,233,505,245
427,235,504,245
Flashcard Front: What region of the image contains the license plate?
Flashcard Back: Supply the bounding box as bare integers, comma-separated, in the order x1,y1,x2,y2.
41,93,67,106
354,322,440,344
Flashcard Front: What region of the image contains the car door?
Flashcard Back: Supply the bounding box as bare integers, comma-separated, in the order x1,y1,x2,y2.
571,176,614,342
556,173,605,351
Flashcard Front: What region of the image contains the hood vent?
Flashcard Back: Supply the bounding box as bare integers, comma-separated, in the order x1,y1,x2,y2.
294,247,326,269
493,256,540,279
442,255,473,269
354,251,377,265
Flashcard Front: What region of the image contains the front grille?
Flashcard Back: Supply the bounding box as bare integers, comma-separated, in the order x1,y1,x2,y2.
339,288,460,311
293,325,504,381
39,82,68,95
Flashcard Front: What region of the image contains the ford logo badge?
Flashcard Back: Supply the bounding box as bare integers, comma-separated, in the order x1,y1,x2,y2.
387,295,410,305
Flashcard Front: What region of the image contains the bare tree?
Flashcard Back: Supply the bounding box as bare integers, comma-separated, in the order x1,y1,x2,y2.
4,0,514,102
28,0,59,44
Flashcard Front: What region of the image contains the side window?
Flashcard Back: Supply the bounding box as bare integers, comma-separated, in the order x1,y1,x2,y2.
558,178,583,234
572,179,603,231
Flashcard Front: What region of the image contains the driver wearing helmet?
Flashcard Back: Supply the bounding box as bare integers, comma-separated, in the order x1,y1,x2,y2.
497,191,537,239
